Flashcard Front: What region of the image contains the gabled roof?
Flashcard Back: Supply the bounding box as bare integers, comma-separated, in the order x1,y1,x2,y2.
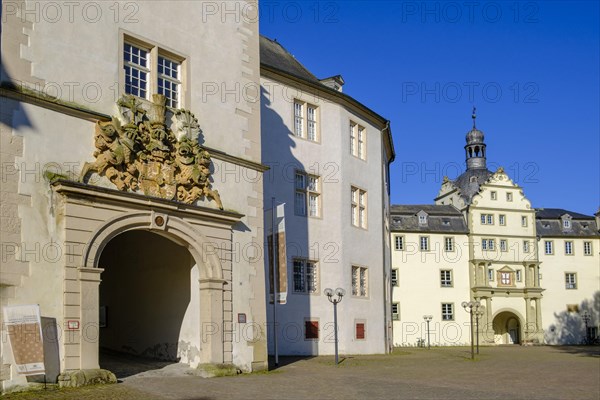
390,205,468,233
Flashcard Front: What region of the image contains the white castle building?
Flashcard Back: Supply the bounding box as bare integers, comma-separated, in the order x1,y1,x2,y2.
391,113,600,347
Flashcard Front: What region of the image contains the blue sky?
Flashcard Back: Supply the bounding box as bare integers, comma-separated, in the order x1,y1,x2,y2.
259,0,600,214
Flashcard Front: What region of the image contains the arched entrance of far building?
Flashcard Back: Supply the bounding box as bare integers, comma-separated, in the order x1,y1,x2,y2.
493,311,522,344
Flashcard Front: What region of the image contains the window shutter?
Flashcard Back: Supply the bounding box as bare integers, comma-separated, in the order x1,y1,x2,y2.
356,323,365,339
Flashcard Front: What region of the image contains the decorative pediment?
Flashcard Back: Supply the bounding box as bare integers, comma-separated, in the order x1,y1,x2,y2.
79,94,223,209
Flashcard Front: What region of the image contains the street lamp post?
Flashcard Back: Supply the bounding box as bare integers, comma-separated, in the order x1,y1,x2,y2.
324,287,345,365
582,311,591,343
461,300,482,360
423,315,433,349
474,309,484,354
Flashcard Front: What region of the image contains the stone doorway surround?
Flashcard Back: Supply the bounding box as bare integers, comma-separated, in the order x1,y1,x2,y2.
52,180,243,372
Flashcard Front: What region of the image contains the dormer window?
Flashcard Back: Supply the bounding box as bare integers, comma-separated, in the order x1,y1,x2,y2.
561,214,572,230
417,210,428,225
470,176,477,183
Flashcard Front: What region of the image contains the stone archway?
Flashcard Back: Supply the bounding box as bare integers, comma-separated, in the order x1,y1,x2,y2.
53,181,243,373
78,210,228,370
493,311,522,344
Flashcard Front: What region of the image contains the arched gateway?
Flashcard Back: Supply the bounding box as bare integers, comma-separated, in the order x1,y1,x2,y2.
493,311,522,345
53,180,243,371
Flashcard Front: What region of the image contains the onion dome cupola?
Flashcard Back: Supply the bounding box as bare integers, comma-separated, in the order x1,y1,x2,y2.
465,107,487,170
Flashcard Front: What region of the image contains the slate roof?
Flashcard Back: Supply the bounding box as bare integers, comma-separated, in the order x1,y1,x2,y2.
535,208,593,219
259,36,320,84
535,208,599,237
390,205,468,233
451,168,493,204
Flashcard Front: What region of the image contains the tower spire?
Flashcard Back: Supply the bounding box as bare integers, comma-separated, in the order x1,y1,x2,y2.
464,108,486,170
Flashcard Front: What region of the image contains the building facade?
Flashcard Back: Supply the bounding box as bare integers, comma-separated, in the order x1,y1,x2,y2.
260,36,395,355
391,115,599,347
1,0,269,391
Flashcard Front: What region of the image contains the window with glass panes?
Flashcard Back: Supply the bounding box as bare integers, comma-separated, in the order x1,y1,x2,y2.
391,269,399,286
351,186,367,228
441,303,454,320
352,266,368,297
293,259,318,293
565,273,577,289
295,171,320,217
545,241,553,255
294,101,318,141
444,237,454,252
584,241,592,255
124,43,149,99
124,39,183,108
394,235,404,251
440,270,452,287
565,241,573,255
350,121,366,160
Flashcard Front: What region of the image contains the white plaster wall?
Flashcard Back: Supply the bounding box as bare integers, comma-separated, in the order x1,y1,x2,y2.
391,232,471,346
540,237,600,344
261,76,389,355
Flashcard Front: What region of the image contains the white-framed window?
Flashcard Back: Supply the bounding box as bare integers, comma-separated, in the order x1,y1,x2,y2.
523,240,530,253
124,38,184,108
565,241,573,255
157,56,182,107
491,191,497,200
394,235,404,251
440,270,453,287
441,303,454,321
295,171,320,217
506,192,513,201
563,219,571,229
124,42,149,99
350,121,366,160
544,240,554,255
294,101,318,141
351,186,367,228
521,216,528,227
292,259,318,294
482,239,495,250
481,214,494,225
499,271,513,286
294,101,317,140
488,268,494,281
391,269,399,286
352,265,368,297
392,303,400,320
565,273,577,289
420,236,430,251
583,241,593,255
499,214,506,226
444,237,454,252
516,270,522,282
419,214,427,225
500,239,507,252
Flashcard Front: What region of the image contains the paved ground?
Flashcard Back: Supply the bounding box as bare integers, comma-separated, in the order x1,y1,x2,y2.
4,346,599,399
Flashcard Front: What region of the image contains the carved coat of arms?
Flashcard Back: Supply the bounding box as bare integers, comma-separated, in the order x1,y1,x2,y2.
80,94,223,209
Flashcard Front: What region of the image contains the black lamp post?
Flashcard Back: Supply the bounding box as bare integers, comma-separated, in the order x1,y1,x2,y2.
461,300,482,360
474,309,484,354
423,315,433,349
324,287,345,365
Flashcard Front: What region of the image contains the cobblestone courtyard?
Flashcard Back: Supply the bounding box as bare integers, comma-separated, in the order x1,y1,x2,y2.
4,346,599,400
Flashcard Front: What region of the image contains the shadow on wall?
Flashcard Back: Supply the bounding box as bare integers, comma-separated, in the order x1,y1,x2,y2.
545,291,600,346
260,85,314,365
